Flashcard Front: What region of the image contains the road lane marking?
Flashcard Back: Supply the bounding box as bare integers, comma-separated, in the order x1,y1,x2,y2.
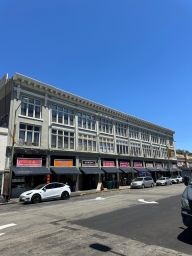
138,199,158,204
0,233,5,236
0,223,17,230
95,197,105,200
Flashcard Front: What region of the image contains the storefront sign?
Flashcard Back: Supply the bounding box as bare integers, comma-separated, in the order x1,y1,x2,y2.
54,159,73,167
133,162,143,167
17,158,42,167
145,163,153,167
119,162,130,167
82,160,97,167
103,161,115,167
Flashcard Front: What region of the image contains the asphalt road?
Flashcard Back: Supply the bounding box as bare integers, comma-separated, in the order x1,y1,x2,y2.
0,184,191,256
73,194,192,255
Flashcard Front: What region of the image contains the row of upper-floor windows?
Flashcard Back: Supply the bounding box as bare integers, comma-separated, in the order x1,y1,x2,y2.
18,123,172,158
19,96,173,145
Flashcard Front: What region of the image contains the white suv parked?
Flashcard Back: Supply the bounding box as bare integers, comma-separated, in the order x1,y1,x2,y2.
19,182,71,203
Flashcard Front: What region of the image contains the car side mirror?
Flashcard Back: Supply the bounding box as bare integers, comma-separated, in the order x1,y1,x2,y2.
42,188,46,192
183,176,189,186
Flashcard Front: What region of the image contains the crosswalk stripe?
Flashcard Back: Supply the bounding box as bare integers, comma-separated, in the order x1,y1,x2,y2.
0,223,16,230
0,233,5,236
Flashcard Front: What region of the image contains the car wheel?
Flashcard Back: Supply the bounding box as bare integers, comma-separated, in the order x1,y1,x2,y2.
61,191,70,200
31,194,41,204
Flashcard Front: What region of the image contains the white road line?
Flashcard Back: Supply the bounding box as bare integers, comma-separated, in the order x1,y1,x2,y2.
138,199,158,204
0,223,17,230
0,233,5,236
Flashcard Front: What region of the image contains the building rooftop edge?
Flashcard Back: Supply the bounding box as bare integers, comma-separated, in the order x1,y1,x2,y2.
12,72,174,135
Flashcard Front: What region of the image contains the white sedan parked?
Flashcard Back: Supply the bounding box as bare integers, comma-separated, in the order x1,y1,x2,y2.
19,182,71,203
156,177,172,186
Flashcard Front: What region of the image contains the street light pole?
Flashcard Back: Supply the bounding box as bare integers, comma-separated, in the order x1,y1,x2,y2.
3,102,22,201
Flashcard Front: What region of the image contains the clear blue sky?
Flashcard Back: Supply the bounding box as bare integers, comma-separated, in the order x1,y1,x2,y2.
0,0,192,151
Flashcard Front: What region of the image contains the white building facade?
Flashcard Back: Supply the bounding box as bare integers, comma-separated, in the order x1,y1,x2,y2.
0,73,177,197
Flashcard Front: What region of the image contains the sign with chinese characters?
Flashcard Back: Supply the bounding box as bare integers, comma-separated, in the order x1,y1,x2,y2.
103,161,115,167
17,158,42,167
54,159,73,167
119,161,130,167
133,162,143,167
82,160,97,167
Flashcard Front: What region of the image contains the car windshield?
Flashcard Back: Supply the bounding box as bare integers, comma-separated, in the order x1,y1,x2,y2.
34,184,46,190
158,177,165,180
134,178,143,181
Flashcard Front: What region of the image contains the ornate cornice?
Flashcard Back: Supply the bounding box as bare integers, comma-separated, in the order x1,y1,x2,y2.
13,73,174,135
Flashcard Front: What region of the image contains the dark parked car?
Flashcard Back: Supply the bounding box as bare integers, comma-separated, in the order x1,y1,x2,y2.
181,177,192,229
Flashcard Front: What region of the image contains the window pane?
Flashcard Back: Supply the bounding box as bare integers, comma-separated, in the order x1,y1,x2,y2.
51,135,57,148
58,136,63,148
35,106,41,118
70,115,74,125
93,141,96,151
21,102,27,116
28,104,34,117
20,123,26,130
70,138,74,149
64,137,68,148
52,110,57,122
27,131,32,143
19,131,25,141
34,127,40,132
58,111,63,123
27,125,33,130
64,113,68,124
84,140,87,151
34,133,39,146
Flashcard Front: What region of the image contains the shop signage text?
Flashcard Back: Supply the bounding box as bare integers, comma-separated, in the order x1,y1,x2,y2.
133,162,143,167
103,161,115,167
17,158,42,167
119,162,130,167
82,160,97,167
54,159,73,167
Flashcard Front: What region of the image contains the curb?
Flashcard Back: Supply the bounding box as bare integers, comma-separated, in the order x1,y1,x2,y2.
0,187,131,205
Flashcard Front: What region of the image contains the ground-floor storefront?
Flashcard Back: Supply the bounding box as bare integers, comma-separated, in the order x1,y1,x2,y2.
6,149,179,197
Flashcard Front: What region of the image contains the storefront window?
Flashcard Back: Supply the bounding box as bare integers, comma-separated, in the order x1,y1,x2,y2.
19,123,41,146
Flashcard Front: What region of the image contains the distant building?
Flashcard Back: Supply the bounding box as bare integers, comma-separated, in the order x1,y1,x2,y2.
177,153,192,169
0,127,8,194
0,73,177,197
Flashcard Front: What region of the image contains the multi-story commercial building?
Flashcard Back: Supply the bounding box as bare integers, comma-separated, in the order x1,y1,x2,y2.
0,73,177,197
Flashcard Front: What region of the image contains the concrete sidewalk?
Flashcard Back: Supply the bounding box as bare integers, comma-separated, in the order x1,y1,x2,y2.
0,186,130,205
